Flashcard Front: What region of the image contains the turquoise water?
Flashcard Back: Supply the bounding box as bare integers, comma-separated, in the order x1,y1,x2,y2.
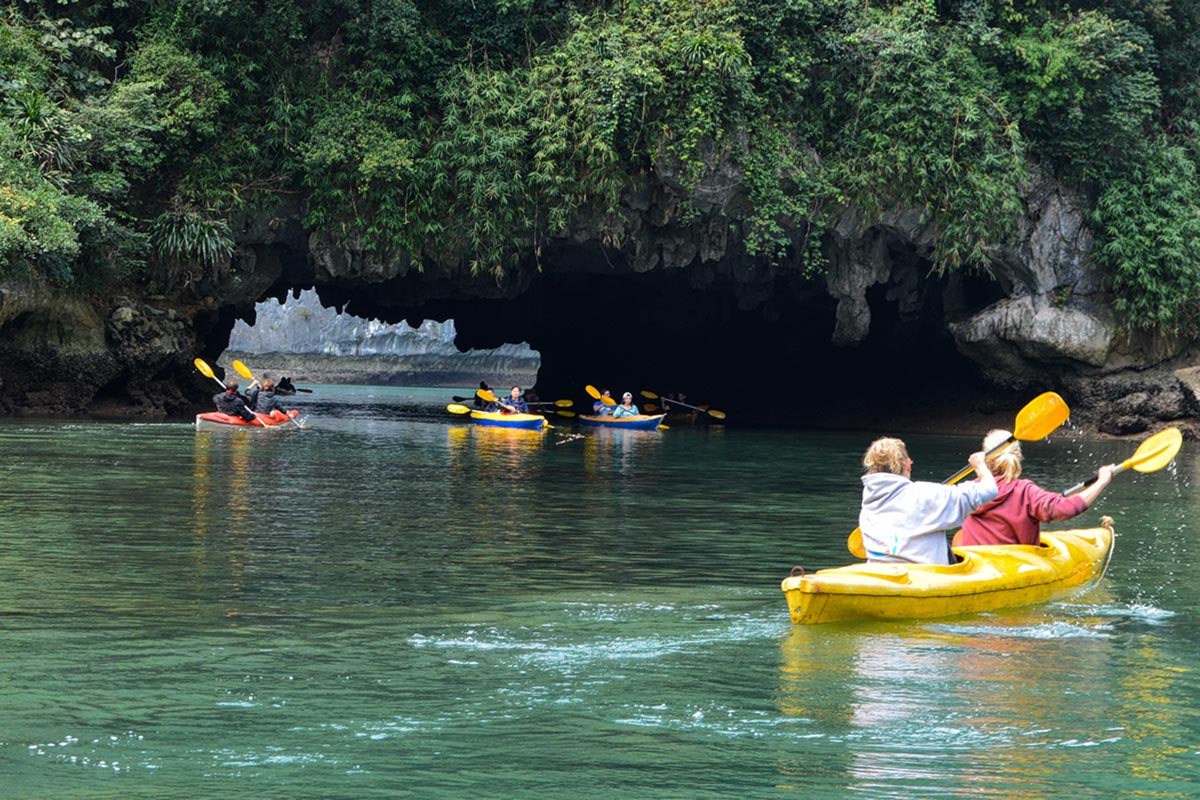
2,386,1198,798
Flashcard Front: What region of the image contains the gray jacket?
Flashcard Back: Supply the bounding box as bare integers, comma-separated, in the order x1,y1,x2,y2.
246,387,287,415
859,472,998,565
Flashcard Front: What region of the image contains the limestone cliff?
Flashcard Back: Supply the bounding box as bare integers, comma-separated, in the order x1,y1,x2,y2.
2,165,1198,434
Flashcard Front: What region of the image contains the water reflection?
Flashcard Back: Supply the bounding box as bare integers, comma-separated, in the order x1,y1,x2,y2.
445,424,547,474
776,600,1199,798
191,429,259,607
581,428,663,479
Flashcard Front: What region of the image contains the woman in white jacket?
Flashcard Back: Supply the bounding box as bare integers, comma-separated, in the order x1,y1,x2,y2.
859,437,998,565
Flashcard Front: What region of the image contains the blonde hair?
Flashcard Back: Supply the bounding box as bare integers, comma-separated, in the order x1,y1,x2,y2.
983,428,1022,481
862,437,909,475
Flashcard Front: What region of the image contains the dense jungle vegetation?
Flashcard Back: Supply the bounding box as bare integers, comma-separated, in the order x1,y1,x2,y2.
2,0,1200,330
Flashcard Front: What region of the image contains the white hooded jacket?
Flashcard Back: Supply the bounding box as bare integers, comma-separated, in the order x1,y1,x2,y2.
859,472,998,565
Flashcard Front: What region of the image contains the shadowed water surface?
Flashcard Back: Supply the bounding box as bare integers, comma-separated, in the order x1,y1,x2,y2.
2,386,1198,798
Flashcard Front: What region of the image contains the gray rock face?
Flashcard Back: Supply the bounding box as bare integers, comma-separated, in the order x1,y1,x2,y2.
949,296,1114,386
986,177,1098,298
229,289,537,362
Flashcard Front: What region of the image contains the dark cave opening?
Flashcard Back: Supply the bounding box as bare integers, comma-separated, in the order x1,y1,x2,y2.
206,235,1014,428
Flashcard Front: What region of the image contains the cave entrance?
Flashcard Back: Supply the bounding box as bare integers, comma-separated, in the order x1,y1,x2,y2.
211,230,1007,428
493,241,1008,428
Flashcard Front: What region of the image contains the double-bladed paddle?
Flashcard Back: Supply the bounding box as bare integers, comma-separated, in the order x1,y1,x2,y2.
1063,426,1182,496
847,391,1070,558
948,425,1183,549
639,390,726,420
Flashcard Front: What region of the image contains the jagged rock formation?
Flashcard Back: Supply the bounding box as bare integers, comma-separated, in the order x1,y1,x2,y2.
226,290,538,386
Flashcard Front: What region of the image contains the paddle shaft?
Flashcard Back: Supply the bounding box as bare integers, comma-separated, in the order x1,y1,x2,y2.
647,392,723,418
941,435,1016,486
1063,466,1128,498
478,388,520,413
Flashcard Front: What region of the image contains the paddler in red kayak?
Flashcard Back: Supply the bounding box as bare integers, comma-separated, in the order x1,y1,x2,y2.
213,380,257,423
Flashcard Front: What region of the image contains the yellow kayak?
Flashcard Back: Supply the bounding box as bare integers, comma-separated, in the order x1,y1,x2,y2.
781,517,1114,624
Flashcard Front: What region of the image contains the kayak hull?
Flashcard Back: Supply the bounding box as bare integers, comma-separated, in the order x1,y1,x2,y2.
781,519,1115,624
470,410,546,430
195,409,299,430
578,413,666,430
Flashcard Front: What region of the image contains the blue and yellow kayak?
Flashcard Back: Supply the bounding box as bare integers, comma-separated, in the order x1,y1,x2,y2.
781,518,1114,624
578,413,666,431
470,410,547,430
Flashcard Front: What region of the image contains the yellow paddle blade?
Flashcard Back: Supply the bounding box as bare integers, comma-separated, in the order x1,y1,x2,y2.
640,390,658,400
1013,391,1070,441
554,399,574,408
1126,426,1182,473
585,385,601,399
848,528,865,558
707,409,727,420
556,410,577,418
477,389,498,403
447,403,471,415
659,423,670,430
644,403,658,412
193,357,216,379
232,359,255,380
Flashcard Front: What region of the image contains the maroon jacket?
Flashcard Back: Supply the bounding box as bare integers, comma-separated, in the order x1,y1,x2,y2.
959,478,1087,546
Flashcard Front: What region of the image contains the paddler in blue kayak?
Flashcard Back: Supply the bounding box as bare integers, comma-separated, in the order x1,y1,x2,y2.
611,392,640,418
489,386,528,414
592,389,613,416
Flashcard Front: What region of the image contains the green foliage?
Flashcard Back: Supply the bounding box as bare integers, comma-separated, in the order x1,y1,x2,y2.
0,0,1198,338
298,88,418,258
624,0,754,179
818,2,1026,269
1094,140,1200,332
740,119,827,268
149,204,235,288
1004,10,1160,180
0,14,51,91
0,121,109,284
73,38,226,199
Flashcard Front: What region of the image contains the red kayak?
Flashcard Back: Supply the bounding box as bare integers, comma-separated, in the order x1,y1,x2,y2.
195,409,300,430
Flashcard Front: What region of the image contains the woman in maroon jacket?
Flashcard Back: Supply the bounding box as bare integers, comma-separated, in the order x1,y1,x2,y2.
959,428,1117,546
